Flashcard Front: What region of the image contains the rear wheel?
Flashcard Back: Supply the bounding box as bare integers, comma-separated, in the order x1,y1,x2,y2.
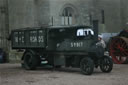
110,37,128,64
100,56,113,73
80,57,94,75
55,65,62,68
23,51,39,70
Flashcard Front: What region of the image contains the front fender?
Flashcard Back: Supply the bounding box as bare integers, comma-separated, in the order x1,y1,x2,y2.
90,45,104,58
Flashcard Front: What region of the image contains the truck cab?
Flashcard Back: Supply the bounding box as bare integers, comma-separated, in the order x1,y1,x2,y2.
47,26,94,52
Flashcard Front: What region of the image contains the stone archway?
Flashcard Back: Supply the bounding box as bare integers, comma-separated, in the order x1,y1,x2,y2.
60,4,78,26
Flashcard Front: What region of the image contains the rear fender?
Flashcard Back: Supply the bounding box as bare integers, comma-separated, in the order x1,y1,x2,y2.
21,49,36,60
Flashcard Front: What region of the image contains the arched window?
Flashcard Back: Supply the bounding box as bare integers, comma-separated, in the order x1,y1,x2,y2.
61,7,75,25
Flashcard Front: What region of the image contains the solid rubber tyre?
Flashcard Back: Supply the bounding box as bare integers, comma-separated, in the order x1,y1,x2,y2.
80,57,94,75
100,56,113,73
23,52,38,70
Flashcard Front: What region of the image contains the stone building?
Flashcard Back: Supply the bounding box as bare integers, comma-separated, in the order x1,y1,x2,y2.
8,0,126,33
8,0,92,29
120,0,128,29
0,0,128,62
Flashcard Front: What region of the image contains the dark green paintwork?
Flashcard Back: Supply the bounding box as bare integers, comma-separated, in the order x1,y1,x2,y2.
47,26,95,52
11,26,98,56
11,27,46,49
12,25,105,68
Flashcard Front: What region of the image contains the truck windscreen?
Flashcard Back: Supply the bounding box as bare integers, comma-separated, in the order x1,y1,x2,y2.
77,28,94,37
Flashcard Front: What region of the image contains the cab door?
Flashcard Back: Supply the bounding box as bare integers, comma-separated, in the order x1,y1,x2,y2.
47,28,65,51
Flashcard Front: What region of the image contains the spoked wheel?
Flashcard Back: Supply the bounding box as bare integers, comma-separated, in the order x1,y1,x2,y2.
80,57,94,75
23,52,39,70
100,56,113,73
110,37,128,64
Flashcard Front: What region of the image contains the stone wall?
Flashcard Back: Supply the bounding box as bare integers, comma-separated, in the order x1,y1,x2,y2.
0,0,9,62
8,0,50,30
48,0,123,33
8,0,125,32
92,0,122,33
120,0,128,29
4,0,128,62
49,0,92,26
34,0,50,26
8,0,37,30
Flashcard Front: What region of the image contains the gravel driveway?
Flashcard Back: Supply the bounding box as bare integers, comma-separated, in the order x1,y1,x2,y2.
0,63,128,85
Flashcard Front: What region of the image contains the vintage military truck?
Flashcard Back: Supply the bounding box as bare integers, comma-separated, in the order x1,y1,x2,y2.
10,21,113,75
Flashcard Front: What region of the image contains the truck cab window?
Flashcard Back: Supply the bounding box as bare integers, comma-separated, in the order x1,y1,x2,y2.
76,28,94,39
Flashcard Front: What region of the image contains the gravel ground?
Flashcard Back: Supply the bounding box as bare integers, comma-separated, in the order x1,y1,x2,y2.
0,63,128,85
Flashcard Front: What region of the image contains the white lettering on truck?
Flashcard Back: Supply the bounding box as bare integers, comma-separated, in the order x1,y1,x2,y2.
71,42,83,47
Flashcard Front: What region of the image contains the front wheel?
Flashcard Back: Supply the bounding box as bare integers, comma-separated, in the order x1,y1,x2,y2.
80,57,94,75
100,56,113,73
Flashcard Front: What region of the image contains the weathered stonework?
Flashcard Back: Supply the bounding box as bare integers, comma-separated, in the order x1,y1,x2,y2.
0,0,9,62
0,0,128,62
